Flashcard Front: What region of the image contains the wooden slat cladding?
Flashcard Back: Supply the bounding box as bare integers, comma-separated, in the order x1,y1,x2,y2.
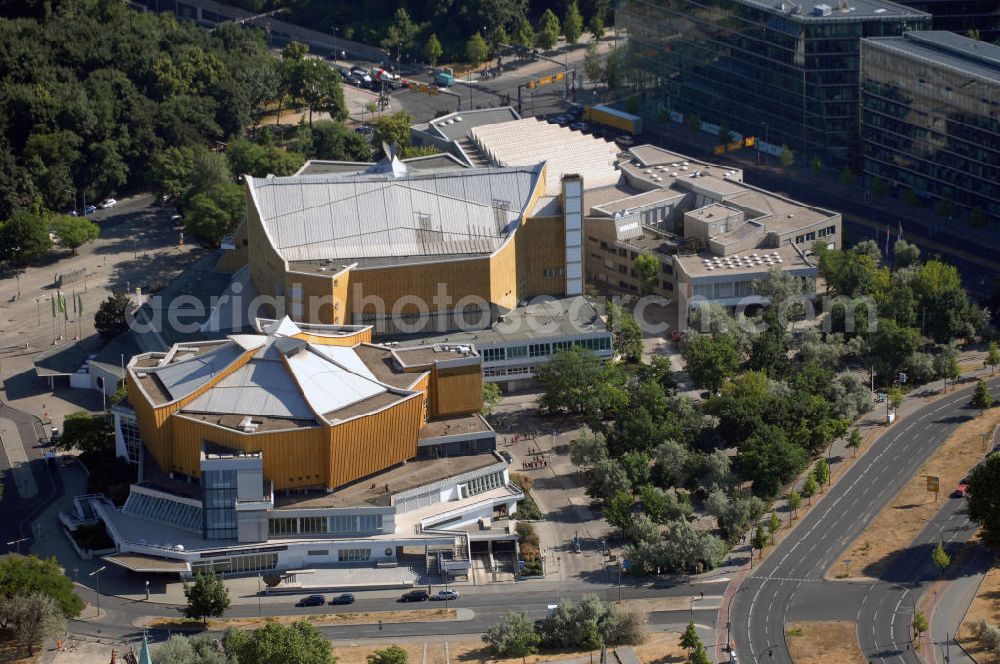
328,393,423,490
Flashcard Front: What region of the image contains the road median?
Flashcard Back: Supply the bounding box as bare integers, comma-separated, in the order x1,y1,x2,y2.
134,607,458,631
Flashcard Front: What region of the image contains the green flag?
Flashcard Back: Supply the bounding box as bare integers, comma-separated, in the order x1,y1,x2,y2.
77,293,83,316
58,292,67,320
72,290,77,314
51,295,55,318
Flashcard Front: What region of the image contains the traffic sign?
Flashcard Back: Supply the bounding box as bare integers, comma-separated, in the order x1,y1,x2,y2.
926,475,939,492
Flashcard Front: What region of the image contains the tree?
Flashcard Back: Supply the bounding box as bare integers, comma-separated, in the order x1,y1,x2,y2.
0,209,52,264
893,239,920,268
972,379,994,415
382,8,417,60
751,525,770,552
483,612,540,661
482,382,502,416
305,121,371,162
634,253,659,295
913,611,929,639
281,41,309,61
679,620,702,651
748,312,790,378
94,292,131,341
688,645,711,664
888,386,904,412
570,429,609,469
536,9,561,50
466,33,489,67
368,645,407,664
563,1,584,44
289,60,347,125
813,459,830,488
988,341,1000,376
639,485,691,523
779,144,795,167
57,412,113,454
787,490,802,520
223,621,333,664
186,182,244,247
152,633,231,664
372,112,415,158
625,513,661,545
966,453,1000,548
589,459,632,501
0,555,83,618
934,347,961,393
50,214,99,254
620,451,651,488
681,332,740,392
604,491,635,535
738,425,808,498
538,347,625,421
802,474,818,504
0,593,66,656
513,16,535,48
768,512,782,535
583,41,605,86
588,15,606,40
424,34,443,66
847,427,863,458
607,301,643,363
931,541,951,576
182,572,230,624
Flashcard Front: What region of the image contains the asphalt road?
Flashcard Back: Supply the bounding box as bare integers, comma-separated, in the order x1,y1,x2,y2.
0,402,61,549
731,378,1000,663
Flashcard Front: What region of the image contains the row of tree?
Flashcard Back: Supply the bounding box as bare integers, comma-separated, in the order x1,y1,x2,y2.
0,555,83,656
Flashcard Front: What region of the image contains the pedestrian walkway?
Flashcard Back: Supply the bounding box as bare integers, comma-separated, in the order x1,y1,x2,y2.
0,415,38,499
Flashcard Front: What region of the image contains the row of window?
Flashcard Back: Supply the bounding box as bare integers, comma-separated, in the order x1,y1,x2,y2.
191,553,279,576
542,267,565,278
119,415,142,466
123,492,203,532
484,366,533,378
795,231,817,244
479,337,612,363
817,226,837,238
466,471,506,497
338,548,372,562
268,514,384,537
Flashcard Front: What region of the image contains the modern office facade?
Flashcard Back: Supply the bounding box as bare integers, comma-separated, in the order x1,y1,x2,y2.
860,31,1000,225
616,0,930,165
887,0,1000,42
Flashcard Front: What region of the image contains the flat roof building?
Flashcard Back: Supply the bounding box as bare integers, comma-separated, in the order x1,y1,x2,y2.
861,31,1000,226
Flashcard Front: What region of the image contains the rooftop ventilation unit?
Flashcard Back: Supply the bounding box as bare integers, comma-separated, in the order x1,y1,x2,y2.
813,3,832,15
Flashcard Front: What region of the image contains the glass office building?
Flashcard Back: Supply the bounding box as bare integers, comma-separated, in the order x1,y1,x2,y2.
616,0,930,165
860,31,1000,224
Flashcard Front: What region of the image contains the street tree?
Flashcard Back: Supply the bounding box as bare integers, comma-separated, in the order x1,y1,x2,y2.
588,15,605,40
768,512,781,535
680,332,740,392
50,214,99,254
751,525,770,552
563,1,584,44
368,645,408,664
813,459,830,489
186,182,244,247
846,427,863,457
589,458,632,501
802,474,818,504
304,121,371,162
481,383,502,416
888,386,904,413
737,425,808,498
931,542,951,576
424,34,443,66
679,620,702,651
483,612,540,662
584,41,604,83
0,209,52,264
513,16,535,48
0,555,83,617
372,112,415,158
223,621,333,664
182,572,230,624
538,346,625,420
972,379,993,415
1,593,66,656
536,9,561,50
466,33,489,67
966,452,1000,548
153,633,231,664
382,8,417,60
988,341,1000,376
893,239,921,268
913,611,929,639
94,292,131,341
934,347,961,393
570,429,609,469
607,301,643,362
57,412,113,455
787,490,802,521
688,645,711,664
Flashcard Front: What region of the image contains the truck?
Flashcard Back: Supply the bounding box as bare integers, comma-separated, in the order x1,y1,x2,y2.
434,67,455,87
370,67,403,89
583,105,643,135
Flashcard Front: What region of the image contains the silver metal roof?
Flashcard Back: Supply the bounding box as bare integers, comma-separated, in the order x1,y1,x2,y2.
183,360,314,419
149,343,245,402
248,166,542,263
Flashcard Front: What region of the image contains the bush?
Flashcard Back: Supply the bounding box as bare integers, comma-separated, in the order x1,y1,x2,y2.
516,521,539,549
511,474,543,520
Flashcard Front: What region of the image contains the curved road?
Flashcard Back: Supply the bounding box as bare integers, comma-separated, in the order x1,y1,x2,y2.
731,377,1000,663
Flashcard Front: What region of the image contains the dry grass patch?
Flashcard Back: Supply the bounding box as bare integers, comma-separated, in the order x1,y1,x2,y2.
631,631,687,663
828,410,996,579
957,562,1000,663
0,630,41,664
333,642,427,664
786,621,864,664
141,608,455,631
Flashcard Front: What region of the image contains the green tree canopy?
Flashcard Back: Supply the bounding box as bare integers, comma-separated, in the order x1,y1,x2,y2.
634,253,659,295
57,412,113,455
424,33,443,66
537,347,625,421
738,424,808,497
0,209,52,263
223,621,333,664
466,32,489,66
50,214,99,254
182,572,230,623
300,121,371,162
185,182,244,247
563,1,584,44
482,612,541,660
0,592,66,656
367,645,407,664
372,112,415,158
536,9,561,50
0,555,83,618
94,292,131,341
966,453,1000,548
681,332,740,392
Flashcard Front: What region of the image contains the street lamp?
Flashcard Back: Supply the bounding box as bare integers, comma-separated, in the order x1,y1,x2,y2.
6,538,28,554
89,566,106,619
331,26,338,62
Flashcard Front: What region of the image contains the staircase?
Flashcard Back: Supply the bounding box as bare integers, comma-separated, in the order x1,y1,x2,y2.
454,535,469,562
455,137,491,167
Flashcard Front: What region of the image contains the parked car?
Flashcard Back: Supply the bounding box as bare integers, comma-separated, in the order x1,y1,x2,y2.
570,121,588,132
952,482,969,498
432,590,459,601
49,427,61,446
398,590,429,602
615,135,635,147
296,594,326,607
499,451,513,464
99,198,117,209
329,593,355,605
354,124,374,135
83,204,97,215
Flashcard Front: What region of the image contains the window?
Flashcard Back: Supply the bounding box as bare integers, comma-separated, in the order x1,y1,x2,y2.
662,281,674,291
618,265,628,274
507,345,528,358
338,548,371,562
269,518,297,536
203,469,238,540
528,343,550,358
307,549,328,556
661,263,673,275
466,471,505,496
119,413,142,466
481,347,506,363
300,516,328,534
542,267,565,277
618,248,627,257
